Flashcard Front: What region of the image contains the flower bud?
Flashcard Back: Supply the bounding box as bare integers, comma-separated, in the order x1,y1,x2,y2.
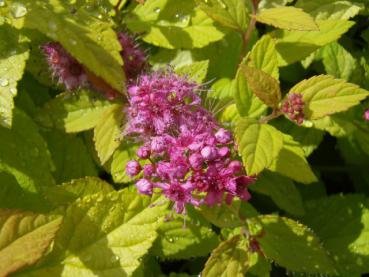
218,146,230,157
364,109,369,121
201,146,218,160
143,164,155,178
137,145,151,159
215,128,232,144
189,153,203,170
126,160,141,176
228,160,242,174
135,178,153,195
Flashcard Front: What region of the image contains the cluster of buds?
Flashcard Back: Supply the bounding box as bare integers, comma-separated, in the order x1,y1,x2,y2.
125,71,255,214
42,31,147,93
280,93,305,125
364,109,369,121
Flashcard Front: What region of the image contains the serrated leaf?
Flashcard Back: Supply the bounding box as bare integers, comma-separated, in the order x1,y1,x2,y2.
44,131,98,183
255,7,318,31
151,212,219,259
302,194,369,276
312,112,357,137
45,177,114,207
0,24,29,128
256,215,336,274
94,104,124,165
235,35,278,117
295,0,364,20
0,210,62,276
241,65,281,108
197,0,249,31
106,141,138,183
251,171,305,216
289,75,369,120
258,0,294,10
202,235,250,277
126,0,224,49
269,134,317,184
0,109,54,211
235,118,284,175
175,60,209,83
198,200,258,228
17,0,125,92
37,90,115,133
275,19,354,66
320,42,359,81
21,191,169,276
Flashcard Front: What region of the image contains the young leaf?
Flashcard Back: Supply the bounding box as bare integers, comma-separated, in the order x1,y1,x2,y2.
202,235,250,277
126,0,224,49
289,75,369,120
295,0,364,20
255,7,319,31
275,19,354,66
93,104,124,165
235,35,279,117
235,118,284,175
251,171,305,216
45,177,114,207
302,194,369,276
44,131,98,183
0,25,29,128
21,191,169,276
18,0,125,92
256,215,336,274
175,60,209,83
197,0,249,31
151,212,219,259
0,210,62,276
241,65,281,108
269,134,317,184
37,90,115,133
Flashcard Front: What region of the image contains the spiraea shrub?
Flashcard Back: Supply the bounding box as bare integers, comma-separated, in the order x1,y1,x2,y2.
1,0,369,276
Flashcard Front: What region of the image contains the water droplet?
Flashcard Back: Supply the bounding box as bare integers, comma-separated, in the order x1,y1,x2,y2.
0,79,9,87
0,0,6,7
10,2,27,18
168,237,174,242
9,87,16,95
154,7,160,13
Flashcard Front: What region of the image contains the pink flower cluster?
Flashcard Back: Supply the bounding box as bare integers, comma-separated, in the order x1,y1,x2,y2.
125,71,255,213
42,32,146,92
281,93,305,125
364,109,369,121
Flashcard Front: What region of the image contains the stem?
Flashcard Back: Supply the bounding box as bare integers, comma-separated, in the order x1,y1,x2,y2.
239,0,259,64
259,109,282,124
114,0,124,14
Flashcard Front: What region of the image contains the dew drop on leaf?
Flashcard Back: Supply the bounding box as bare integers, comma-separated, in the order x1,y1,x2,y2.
154,7,161,13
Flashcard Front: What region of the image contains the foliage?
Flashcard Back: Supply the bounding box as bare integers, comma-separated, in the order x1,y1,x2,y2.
1,0,369,276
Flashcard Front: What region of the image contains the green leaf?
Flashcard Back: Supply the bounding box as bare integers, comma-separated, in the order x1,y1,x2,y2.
241,65,281,108
255,7,318,31
197,0,249,31
0,210,62,277
251,171,305,216
258,0,294,10
45,177,114,207
94,104,124,165
0,109,54,209
126,0,224,49
37,90,115,133
106,141,138,183
302,194,369,276
295,0,364,20
198,200,258,228
0,24,29,128
151,211,219,259
269,134,317,184
44,131,98,183
235,35,278,117
235,118,284,175
22,191,169,276
275,19,355,66
312,112,357,137
175,60,209,83
18,0,125,92
202,235,250,277
289,75,369,120
256,215,336,274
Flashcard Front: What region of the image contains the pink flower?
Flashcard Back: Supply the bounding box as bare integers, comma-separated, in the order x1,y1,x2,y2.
364,109,369,121
281,93,305,125
135,179,153,195
126,160,141,177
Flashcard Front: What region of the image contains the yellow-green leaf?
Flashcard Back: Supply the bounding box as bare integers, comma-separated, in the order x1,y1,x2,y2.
255,7,319,31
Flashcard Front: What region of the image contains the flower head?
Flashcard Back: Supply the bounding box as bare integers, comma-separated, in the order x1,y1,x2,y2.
364,109,369,121
281,93,305,125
